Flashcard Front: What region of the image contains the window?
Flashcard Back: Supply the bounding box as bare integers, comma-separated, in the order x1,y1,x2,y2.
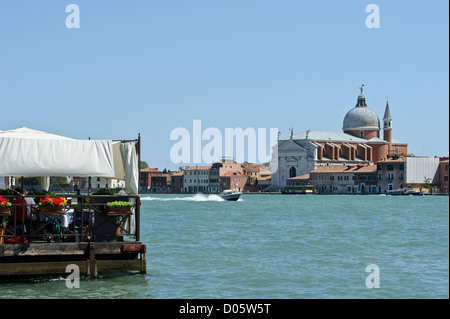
330,176,335,181
360,131,364,138
399,164,404,170
387,164,394,171
445,175,449,182
378,174,382,180
387,173,394,180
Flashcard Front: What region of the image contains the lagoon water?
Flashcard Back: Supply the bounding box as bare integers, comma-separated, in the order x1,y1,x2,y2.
0,194,448,299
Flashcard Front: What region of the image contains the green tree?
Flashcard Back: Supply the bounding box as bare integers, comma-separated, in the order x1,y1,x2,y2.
140,161,149,169
423,177,431,192
423,177,432,191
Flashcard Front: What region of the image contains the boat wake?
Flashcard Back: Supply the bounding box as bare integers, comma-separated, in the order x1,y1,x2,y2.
141,193,225,202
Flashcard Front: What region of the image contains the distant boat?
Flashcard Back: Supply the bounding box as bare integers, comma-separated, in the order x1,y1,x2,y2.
220,190,242,201
385,189,424,196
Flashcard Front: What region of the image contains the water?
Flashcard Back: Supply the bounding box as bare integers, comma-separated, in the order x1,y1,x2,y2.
0,194,448,298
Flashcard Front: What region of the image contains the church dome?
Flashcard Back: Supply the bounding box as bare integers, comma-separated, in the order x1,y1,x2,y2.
342,87,380,131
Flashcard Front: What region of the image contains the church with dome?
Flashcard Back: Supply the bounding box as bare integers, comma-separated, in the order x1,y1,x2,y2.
271,85,408,188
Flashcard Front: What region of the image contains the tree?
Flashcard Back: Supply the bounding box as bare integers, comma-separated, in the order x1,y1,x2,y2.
423,177,432,192
423,177,431,188
140,161,149,169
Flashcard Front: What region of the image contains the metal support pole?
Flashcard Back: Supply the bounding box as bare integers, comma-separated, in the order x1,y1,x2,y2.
89,243,96,279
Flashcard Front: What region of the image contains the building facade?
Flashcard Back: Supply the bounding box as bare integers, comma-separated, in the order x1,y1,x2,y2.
140,167,167,192
404,156,440,193
184,165,211,193
72,177,125,191
439,157,449,193
170,171,184,193
309,164,377,194
219,172,248,193
208,159,243,193
376,157,405,192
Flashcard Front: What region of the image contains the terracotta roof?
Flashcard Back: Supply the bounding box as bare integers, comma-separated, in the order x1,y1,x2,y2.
184,165,212,170
310,164,376,174
170,171,184,176
242,163,263,171
220,171,247,177
353,165,377,173
140,167,162,173
287,174,310,180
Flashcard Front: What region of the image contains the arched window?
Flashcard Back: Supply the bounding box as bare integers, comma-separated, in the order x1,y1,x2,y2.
289,167,296,178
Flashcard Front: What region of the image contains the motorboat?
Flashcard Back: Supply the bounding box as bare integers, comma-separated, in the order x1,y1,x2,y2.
220,190,242,201
385,188,425,196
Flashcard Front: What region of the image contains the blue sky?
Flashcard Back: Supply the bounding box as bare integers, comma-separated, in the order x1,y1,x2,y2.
0,1,448,171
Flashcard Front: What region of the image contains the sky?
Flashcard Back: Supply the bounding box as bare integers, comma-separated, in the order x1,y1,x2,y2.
0,0,448,171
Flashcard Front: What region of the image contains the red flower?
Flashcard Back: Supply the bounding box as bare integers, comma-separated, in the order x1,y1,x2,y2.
0,196,10,207
39,196,67,207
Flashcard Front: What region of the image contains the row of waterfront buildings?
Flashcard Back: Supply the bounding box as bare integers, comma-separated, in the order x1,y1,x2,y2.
139,160,272,194
56,86,449,195
135,154,448,195
143,86,447,195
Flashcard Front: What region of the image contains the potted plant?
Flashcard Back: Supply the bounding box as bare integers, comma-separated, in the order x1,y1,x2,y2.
38,196,68,215
0,215,9,244
0,196,12,215
105,201,134,215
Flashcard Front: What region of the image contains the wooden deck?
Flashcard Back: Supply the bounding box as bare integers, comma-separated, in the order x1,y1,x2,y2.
0,241,146,278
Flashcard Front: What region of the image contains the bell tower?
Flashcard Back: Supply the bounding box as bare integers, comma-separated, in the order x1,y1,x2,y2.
383,99,392,143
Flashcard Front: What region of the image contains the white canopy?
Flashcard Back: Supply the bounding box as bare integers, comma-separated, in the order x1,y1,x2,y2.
0,127,139,195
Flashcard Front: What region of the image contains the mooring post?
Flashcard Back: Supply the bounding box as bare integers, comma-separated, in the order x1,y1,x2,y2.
89,243,96,279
